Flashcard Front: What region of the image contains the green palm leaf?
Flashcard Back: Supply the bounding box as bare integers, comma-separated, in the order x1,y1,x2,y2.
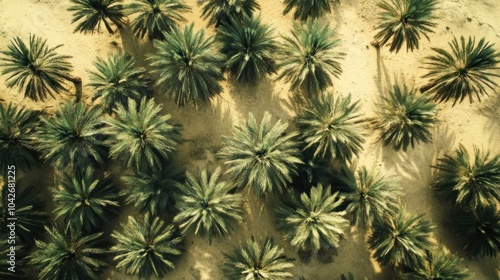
0,241,27,278
103,97,182,171
371,82,438,151
218,111,303,196
283,0,336,21
216,15,277,84
0,102,40,171
373,0,437,53
68,0,126,34
278,20,344,96
222,236,294,280
148,24,224,106
296,92,364,161
111,213,183,279
402,249,473,280
36,101,107,170
432,145,500,210
199,0,260,27
126,0,191,40
422,36,500,105
88,52,150,114
174,167,243,243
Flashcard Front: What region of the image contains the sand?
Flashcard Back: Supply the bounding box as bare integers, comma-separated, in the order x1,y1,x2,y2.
0,0,499,279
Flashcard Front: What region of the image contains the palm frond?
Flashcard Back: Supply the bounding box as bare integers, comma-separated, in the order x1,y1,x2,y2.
68,0,126,34
120,161,184,215
111,213,183,279
296,92,364,161
432,145,500,210
278,20,344,96
402,249,473,280
222,236,294,280
0,241,27,278
276,184,349,255
126,0,191,40
0,35,74,101
218,111,303,196
103,97,182,171
174,167,243,243
374,0,437,53
199,0,260,27
148,24,224,106
36,101,107,170
283,0,335,21
371,82,438,151
0,102,40,171
88,52,150,114
30,225,107,280
216,15,277,84
422,36,500,105
53,168,120,233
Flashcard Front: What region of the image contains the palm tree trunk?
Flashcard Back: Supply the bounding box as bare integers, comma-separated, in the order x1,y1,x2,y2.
102,18,114,34
62,75,82,102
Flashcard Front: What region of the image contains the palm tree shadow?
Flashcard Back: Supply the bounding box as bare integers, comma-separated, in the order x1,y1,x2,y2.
119,26,155,69
375,47,392,95
476,92,500,148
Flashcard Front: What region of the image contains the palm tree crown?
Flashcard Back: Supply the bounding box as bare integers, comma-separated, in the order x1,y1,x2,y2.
276,184,350,254
174,167,243,243
422,36,500,105
148,24,224,106
111,213,183,279
402,249,472,280
371,82,438,151
103,97,181,171
283,0,336,21
368,207,434,268
30,226,106,280
222,237,294,280
52,168,119,232
199,0,260,27
68,0,126,34
36,101,107,170
218,111,303,196
0,102,40,171
216,15,277,84
121,161,184,215
374,0,437,53
0,35,76,101
432,145,500,210
296,92,364,161
278,20,344,96
88,52,149,114
126,0,191,40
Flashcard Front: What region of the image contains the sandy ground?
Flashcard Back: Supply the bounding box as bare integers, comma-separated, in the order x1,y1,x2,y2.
0,0,499,279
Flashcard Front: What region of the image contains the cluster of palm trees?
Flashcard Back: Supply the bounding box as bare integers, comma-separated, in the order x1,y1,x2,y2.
0,0,499,279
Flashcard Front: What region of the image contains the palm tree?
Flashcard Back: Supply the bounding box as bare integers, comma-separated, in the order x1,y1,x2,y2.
199,0,260,27
103,97,181,171
0,35,82,101
52,168,120,233
422,36,500,105
174,167,243,243
111,213,183,279
453,205,500,258
344,167,401,228
368,207,434,268
276,184,349,259
120,161,184,215
0,181,47,245
68,0,126,34
36,101,107,171
371,82,438,151
218,111,303,196
148,24,224,106
222,237,294,280
373,0,437,53
402,249,472,280
88,52,150,114
216,15,276,84
30,225,106,280
278,20,344,96
126,0,191,41
283,0,337,21
296,92,364,161
432,145,500,210
0,102,40,171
